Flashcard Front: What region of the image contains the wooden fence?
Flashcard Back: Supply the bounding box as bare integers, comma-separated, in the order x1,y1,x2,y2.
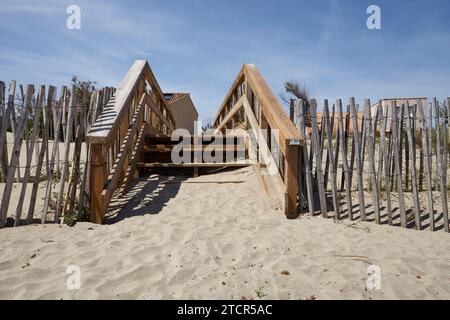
0,81,114,227
293,97,450,232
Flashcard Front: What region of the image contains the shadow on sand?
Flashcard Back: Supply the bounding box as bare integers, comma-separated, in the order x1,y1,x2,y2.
104,174,187,224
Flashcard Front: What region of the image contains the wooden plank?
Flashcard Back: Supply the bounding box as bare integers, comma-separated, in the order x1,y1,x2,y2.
348,105,356,193
443,99,449,203
284,142,299,219
405,105,410,191
376,102,384,185
324,100,340,220
405,101,421,230
0,81,6,181
137,161,252,168
0,81,16,183
397,104,405,188
316,104,327,191
0,85,34,228
14,86,45,226
391,101,407,227
54,87,66,176
292,100,305,214
62,125,82,222
70,89,87,219
417,100,434,230
364,100,381,224
337,100,353,220
55,85,76,223
27,86,54,223
42,95,63,224
350,98,366,221
379,102,392,224
90,143,107,224
447,97,450,171
360,112,366,172
310,99,327,218
333,108,341,190
64,89,87,222
323,104,335,190
213,96,244,134
298,100,315,216
339,105,350,191
79,89,95,212
434,98,449,232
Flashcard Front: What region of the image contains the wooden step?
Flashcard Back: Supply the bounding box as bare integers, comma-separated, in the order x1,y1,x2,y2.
145,135,247,146
137,160,252,168
142,145,247,153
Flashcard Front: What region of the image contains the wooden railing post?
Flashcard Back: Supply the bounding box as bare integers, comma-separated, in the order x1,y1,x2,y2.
90,143,107,224
285,144,299,219
213,65,304,219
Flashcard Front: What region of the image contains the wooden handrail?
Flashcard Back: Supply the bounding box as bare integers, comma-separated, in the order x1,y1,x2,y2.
86,60,175,145
87,60,176,224
213,64,302,218
213,64,303,148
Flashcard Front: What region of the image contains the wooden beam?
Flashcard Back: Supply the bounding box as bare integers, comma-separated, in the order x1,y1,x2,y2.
213,96,244,134
90,143,107,224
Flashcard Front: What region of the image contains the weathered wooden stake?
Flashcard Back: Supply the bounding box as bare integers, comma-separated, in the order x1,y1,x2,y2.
298,100,314,216
324,100,340,220
350,99,365,221
379,103,392,224
14,86,45,226
0,85,34,228
311,99,328,217
405,101,421,230
337,99,353,220
27,86,55,223
391,101,407,227
55,86,76,223
434,98,449,232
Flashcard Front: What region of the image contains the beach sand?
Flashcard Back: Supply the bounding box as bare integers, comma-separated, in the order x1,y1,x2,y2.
0,166,449,300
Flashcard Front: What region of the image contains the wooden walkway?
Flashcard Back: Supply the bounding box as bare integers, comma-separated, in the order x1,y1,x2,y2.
82,60,303,224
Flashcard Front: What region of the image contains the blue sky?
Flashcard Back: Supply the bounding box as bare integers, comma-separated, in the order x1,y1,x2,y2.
1,0,450,121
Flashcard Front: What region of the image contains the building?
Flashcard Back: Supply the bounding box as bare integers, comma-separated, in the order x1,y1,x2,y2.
164,93,199,134
370,98,429,130
309,112,364,135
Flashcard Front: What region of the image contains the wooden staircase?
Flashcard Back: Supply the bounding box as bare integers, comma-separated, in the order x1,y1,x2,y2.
136,135,252,177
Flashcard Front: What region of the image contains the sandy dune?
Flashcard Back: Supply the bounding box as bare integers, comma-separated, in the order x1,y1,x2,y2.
0,167,449,300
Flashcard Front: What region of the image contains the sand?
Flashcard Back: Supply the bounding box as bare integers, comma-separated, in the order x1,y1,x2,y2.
0,166,449,300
